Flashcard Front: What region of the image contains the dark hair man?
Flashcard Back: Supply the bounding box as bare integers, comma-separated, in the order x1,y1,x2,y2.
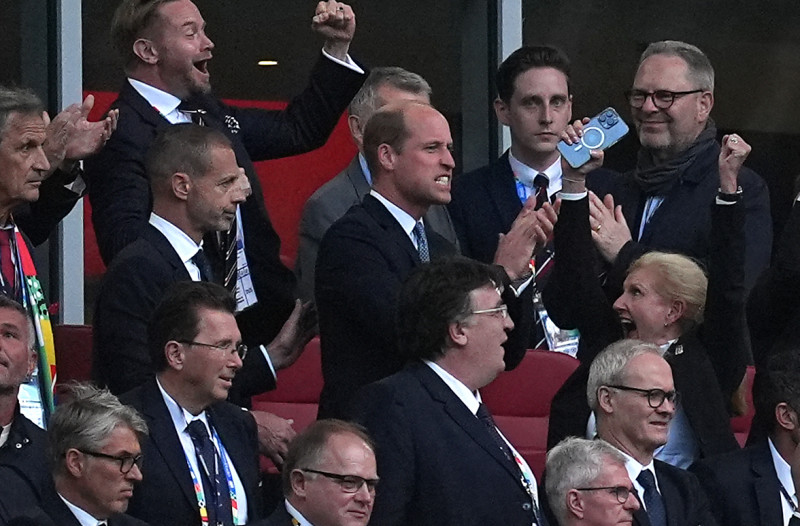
349,257,546,526
120,281,266,526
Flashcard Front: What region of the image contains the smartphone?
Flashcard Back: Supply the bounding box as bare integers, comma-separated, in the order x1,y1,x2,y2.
557,107,629,168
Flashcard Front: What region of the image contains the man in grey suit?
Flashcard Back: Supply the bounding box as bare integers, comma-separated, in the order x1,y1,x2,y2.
295,67,458,300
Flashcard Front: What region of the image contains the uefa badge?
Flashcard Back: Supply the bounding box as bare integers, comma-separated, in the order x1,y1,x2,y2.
224,115,241,134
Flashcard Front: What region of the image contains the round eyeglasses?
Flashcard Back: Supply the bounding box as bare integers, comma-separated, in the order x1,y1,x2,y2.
575,485,633,504
624,89,704,110
607,385,680,408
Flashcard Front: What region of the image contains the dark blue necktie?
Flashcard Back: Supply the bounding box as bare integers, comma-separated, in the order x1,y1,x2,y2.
637,469,666,526
186,420,234,526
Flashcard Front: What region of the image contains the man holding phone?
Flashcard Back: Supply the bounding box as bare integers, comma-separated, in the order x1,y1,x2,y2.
585,40,772,296
448,45,574,350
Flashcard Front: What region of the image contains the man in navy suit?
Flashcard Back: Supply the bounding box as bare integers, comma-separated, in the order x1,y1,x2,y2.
589,339,716,526
121,281,266,526
86,0,366,345
316,101,550,418
261,419,377,526
295,66,458,301
349,257,546,526
449,46,575,350
7,383,149,526
93,125,314,466
693,351,800,525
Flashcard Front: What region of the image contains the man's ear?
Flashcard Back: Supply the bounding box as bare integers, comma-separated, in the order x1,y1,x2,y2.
27,350,38,378
448,320,468,347
494,97,511,127
597,386,614,414
566,488,586,519
171,172,191,200
290,469,308,498
776,402,798,432
165,341,185,371
697,91,714,123
348,114,364,150
377,143,396,171
64,449,85,478
133,38,159,65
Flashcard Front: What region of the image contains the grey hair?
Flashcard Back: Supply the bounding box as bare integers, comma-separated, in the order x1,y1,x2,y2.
348,67,432,121
48,383,148,473
586,339,662,409
0,85,44,140
0,295,36,352
545,437,627,525
639,40,715,92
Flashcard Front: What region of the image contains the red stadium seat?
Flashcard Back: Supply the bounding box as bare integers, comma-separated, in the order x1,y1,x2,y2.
481,350,579,479
251,336,323,473
52,324,94,386
730,365,756,447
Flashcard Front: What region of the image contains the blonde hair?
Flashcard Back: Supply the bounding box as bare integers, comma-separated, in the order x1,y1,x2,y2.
628,252,707,328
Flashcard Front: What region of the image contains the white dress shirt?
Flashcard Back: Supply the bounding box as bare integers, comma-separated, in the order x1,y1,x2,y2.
59,494,105,526
508,152,562,201
769,437,798,525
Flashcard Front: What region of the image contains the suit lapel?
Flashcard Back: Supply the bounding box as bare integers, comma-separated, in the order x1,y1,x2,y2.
486,153,523,232
139,380,197,507
345,157,372,202
118,82,172,132
654,462,684,526
413,364,525,488
142,226,193,282
362,194,420,263
751,442,785,526
40,483,83,526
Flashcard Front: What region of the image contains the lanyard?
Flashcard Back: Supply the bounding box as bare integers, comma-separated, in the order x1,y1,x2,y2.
184,425,239,525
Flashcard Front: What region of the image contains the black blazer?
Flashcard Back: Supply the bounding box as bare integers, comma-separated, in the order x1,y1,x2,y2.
545,196,743,458
92,225,275,401
0,410,49,526
315,194,531,418
448,152,522,264
250,502,294,526
120,379,263,526
585,143,771,296
691,441,784,526
85,54,365,344
348,362,540,526
630,460,717,526
5,479,149,526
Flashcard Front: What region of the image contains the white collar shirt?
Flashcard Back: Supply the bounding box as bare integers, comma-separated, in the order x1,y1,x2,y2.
156,378,248,524
508,151,563,200
59,494,105,526
616,447,660,510
369,190,422,250
127,78,191,124
769,437,798,525
149,213,204,281
285,500,314,526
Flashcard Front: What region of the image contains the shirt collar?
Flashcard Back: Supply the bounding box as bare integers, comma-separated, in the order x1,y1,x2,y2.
59,494,105,526
507,150,563,196
769,437,796,499
614,445,660,496
358,152,373,186
369,190,421,241
128,78,183,119
284,500,314,526
156,377,212,435
424,360,481,415
149,213,203,267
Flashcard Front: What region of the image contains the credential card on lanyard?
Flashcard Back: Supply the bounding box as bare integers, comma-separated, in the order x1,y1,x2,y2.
233,209,258,312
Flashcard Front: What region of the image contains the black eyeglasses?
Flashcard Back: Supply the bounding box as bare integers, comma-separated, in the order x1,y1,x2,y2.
178,340,248,360
300,468,379,494
78,450,143,474
607,385,680,408
624,89,704,109
575,485,633,504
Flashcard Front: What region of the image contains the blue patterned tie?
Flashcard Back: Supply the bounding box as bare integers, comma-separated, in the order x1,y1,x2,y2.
413,221,430,262
637,469,666,526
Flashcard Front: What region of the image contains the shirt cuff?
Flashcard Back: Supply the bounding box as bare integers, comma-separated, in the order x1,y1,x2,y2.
321,48,365,74
560,191,588,201
259,345,278,382
510,274,533,296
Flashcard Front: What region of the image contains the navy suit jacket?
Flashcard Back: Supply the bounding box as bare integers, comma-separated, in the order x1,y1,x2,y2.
448,151,522,264
5,479,149,526
86,54,365,344
348,362,540,526
630,460,717,526
0,410,49,526
691,441,784,526
92,225,275,402
585,142,771,296
295,156,458,301
120,379,263,526
315,194,531,418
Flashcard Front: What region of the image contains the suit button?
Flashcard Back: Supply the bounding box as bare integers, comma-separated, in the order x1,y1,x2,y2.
522,502,532,511
15,443,22,449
